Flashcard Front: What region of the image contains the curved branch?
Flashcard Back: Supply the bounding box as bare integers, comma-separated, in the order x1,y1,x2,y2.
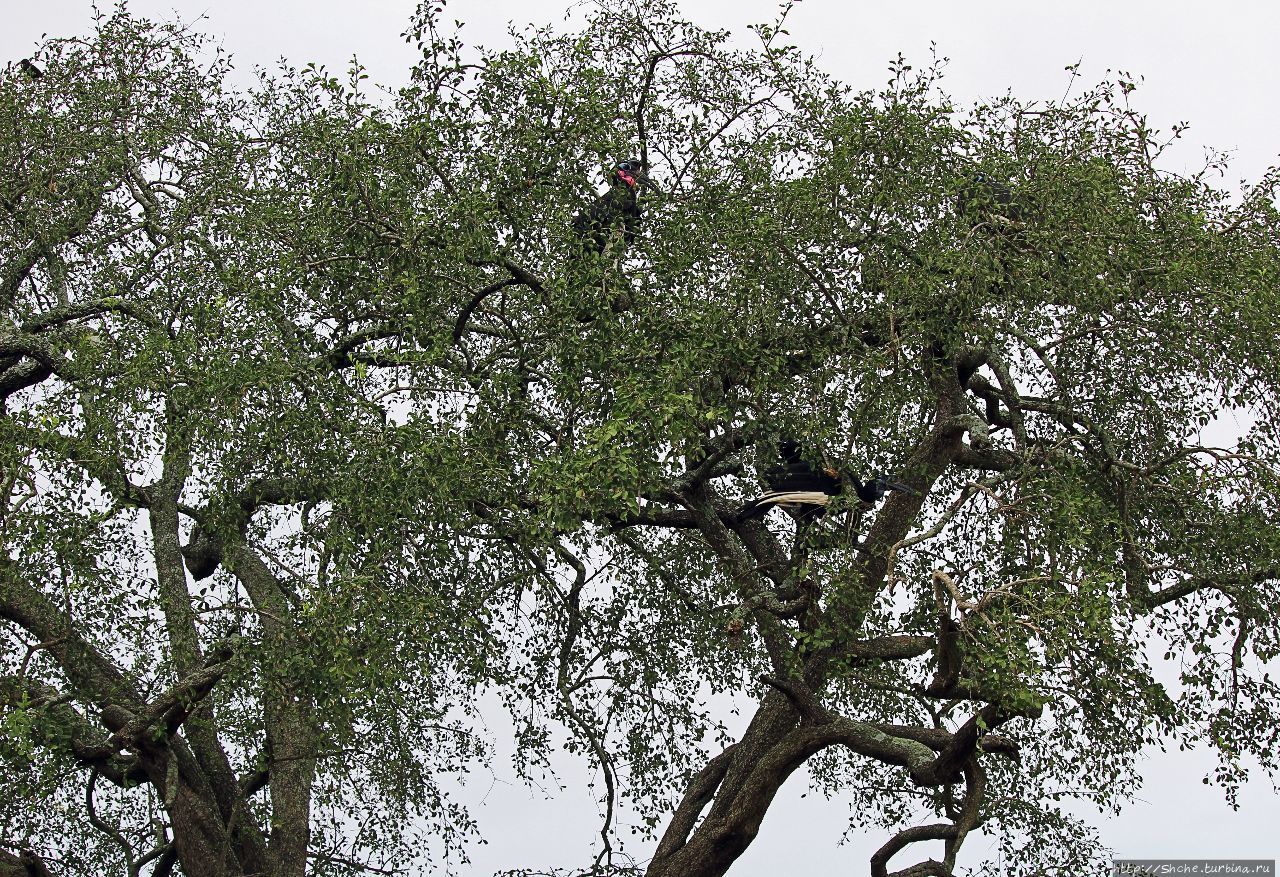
20,297,160,333
635,49,714,172
651,716,942,876
759,674,830,725
650,744,738,865
985,350,1026,448
86,768,138,877
546,542,619,869
871,823,954,877
451,278,519,343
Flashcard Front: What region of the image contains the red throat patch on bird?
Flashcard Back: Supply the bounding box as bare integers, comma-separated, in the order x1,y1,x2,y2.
617,170,637,188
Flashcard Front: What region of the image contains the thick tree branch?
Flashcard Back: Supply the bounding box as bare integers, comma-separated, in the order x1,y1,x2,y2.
0,561,143,709
848,635,935,661
79,641,235,762
0,846,54,877
603,505,698,529
226,544,317,877
871,824,954,877
651,744,738,865
181,476,322,580
649,714,946,877
0,676,145,784
0,359,53,401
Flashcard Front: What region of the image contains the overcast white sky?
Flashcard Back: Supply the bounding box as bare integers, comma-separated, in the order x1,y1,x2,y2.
4,1,1277,874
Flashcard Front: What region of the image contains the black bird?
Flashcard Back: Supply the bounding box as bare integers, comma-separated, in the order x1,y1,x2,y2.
18,59,43,80
957,171,1024,233
572,158,658,255
851,475,916,504
740,440,915,521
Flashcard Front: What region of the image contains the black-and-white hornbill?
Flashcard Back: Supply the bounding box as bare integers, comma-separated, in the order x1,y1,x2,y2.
740,440,915,521
572,158,658,255
957,171,1025,233
18,59,44,80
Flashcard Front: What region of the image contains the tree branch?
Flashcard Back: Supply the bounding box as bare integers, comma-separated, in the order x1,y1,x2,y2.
0,846,55,877
0,559,143,709
79,640,235,762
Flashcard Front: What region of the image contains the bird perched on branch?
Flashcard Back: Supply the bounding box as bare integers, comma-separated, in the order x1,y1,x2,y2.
18,59,43,79
573,158,658,256
957,171,1025,236
740,440,915,521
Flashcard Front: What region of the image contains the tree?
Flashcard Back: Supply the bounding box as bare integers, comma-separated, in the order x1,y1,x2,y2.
1,3,1277,876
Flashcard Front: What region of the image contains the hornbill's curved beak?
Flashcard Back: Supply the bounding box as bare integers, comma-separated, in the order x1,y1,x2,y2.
635,169,660,194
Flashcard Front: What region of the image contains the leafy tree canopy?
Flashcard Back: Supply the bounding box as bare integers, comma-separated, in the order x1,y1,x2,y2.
1,3,1277,876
